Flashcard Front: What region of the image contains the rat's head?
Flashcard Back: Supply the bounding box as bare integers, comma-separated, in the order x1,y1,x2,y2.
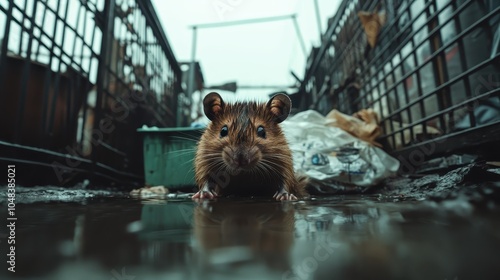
201,92,292,173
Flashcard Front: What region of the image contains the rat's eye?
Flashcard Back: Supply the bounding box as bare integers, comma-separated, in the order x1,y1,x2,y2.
220,125,228,137
257,126,266,138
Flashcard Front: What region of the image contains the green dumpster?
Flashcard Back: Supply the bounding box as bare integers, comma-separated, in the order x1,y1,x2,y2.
137,127,204,189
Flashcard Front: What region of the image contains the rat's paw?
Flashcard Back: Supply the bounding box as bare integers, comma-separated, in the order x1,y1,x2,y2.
192,190,218,200
273,188,297,201
192,182,218,200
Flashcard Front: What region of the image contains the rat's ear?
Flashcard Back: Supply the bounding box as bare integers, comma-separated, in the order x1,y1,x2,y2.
203,92,225,120
267,93,291,123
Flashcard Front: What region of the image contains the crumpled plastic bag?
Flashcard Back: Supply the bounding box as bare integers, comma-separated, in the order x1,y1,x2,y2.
281,110,400,188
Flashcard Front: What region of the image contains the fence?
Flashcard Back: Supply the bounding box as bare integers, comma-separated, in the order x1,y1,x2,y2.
0,0,184,186
300,0,500,170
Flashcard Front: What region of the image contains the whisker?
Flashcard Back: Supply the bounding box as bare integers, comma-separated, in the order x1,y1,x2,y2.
168,136,201,143
163,149,197,157
263,154,291,161
260,160,282,175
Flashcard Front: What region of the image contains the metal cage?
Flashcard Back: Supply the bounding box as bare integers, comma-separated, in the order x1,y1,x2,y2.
300,0,500,171
0,0,183,186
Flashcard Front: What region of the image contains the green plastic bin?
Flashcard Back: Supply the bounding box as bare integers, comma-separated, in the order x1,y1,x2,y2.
137,127,204,189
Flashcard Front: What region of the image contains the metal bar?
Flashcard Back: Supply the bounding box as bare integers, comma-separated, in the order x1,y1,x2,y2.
16,0,27,55
318,0,378,97
451,0,476,129
327,0,449,99
91,0,115,177
0,0,183,186
360,1,484,105
426,1,448,132
0,0,14,109
381,52,499,131
400,54,415,143
306,0,500,154
137,0,181,74
14,0,39,144
46,0,72,147
35,0,48,58
299,0,358,93
187,13,300,104
392,119,500,158
1,2,99,148
292,14,307,57
136,0,183,127
359,0,456,79
40,0,62,143
187,26,197,111
313,0,323,41
382,86,500,139
240,85,298,89
191,14,295,29
0,140,142,180
73,3,88,150
360,6,500,120
16,0,100,62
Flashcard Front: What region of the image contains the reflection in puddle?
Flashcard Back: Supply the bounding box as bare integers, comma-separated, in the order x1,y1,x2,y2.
0,197,499,279
193,200,294,275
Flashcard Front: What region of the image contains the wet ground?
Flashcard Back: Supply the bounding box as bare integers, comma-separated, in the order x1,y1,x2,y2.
1,183,500,280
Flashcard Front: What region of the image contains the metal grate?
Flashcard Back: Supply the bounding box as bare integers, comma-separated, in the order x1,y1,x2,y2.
0,0,183,186
300,0,500,170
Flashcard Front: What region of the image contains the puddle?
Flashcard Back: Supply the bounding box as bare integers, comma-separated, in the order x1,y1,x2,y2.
0,194,499,279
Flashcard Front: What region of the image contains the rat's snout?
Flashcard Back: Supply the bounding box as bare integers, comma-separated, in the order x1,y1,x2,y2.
222,146,261,170
235,153,250,167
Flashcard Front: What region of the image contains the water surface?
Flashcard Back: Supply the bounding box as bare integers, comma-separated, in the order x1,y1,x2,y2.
1,195,499,280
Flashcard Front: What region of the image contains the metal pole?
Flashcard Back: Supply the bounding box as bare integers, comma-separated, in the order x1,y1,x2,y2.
191,14,294,29
186,26,197,126
91,0,115,180
313,0,323,42
187,14,306,109
292,15,307,57
0,0,13,98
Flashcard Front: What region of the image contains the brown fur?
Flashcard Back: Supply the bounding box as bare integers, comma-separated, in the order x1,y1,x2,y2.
194,93,307,198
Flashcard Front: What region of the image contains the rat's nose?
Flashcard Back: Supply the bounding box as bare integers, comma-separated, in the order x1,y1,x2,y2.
235,154,250,167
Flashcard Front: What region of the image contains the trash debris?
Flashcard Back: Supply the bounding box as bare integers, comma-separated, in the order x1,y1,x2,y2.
0,186,126,204
140,124,160,130
382,163,500,205
414,154,478,174
130,185,169,198
454,98,500,130
166,192,194,199
282,110,400,190
326,108,382,147
358,8,386,48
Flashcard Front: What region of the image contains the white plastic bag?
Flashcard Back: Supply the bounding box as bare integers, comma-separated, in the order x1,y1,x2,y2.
281,110,400,187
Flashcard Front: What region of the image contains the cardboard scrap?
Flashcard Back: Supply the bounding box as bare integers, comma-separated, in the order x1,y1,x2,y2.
326,108,383,147
358,10,386,48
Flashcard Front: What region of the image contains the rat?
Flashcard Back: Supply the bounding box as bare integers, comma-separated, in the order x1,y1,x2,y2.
192,92,307,201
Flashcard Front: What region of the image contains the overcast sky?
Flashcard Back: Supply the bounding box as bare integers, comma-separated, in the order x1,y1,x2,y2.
152,0,341,101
